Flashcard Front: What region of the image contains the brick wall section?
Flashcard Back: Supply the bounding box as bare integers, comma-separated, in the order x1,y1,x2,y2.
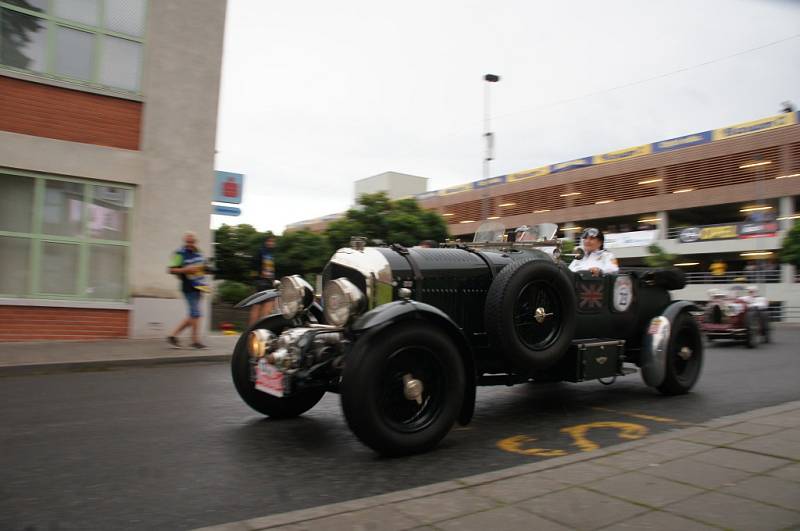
0,76,142,150
0,306,129,341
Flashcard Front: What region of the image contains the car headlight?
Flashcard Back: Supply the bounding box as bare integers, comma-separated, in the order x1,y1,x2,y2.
323,278,365,327
248,328,276,358
278,275,315,319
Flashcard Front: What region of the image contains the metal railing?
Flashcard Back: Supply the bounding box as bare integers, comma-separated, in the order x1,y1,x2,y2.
684,270,782,284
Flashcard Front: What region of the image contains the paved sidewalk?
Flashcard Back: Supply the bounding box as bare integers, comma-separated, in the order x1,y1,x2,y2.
196,401,800,531
0,334,237,374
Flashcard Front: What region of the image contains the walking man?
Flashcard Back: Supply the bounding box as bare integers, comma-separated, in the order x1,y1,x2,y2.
167,231,208,349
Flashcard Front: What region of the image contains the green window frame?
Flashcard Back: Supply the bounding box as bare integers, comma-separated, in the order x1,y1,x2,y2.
0,0,147,96
0,169,133,302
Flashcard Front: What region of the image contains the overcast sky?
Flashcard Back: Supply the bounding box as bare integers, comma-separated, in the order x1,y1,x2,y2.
213,0,800,233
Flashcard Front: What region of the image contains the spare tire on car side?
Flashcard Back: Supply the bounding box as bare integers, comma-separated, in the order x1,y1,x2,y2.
485,258,577,372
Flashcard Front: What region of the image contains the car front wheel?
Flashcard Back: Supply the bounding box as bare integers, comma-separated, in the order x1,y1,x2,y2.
340,322,465,456
231,316,325,418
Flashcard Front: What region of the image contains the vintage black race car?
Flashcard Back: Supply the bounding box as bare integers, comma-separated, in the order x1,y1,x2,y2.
232,223,703,456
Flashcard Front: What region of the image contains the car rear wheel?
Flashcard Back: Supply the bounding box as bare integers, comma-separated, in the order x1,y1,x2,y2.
231,316,325,418
744,310,760,349
340,322,465,456
657,312,704,395
758,310,771,344
485,259,576,371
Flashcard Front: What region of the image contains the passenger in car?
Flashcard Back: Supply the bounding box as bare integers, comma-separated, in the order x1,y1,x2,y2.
568,227,619,276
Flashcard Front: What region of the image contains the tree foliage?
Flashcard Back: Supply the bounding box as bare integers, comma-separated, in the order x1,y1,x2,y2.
644,243,677,268
213,224,271,282
326,192,448,249
213,193,449,284
779,222,800,267
275,230,331,279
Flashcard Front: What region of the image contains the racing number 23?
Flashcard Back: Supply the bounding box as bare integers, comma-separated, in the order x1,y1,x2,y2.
497,421,649,457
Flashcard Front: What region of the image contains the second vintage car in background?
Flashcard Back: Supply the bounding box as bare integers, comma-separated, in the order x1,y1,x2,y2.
701,285,770,347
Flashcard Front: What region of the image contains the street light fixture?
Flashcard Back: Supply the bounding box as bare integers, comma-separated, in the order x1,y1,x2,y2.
481,74,500,221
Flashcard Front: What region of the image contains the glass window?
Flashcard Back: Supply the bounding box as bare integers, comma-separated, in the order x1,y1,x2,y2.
40,241,80,295
0,0,146,94
104,0,145,37
43,180,85,237
87,244,125,298
0,173,35,233
89,185,130,240
0,236,30,296
99,35,141,91
53,0,98,27
0,7,47,72
54,25,94,80
0,172,132,301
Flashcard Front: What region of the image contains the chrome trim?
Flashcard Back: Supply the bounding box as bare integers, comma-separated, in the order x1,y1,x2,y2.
327,247,393,307
641,316,670,387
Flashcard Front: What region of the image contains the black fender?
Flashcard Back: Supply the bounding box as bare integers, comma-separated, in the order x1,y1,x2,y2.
235,289,279,308
351,300,477,426
236,291,324,323
640,300,701,387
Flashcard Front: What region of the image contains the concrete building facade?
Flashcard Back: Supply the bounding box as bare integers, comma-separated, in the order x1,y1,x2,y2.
0,0,228,340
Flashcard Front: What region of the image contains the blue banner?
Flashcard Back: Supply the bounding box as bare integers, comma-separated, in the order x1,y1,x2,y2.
473,175,507,189
550,157,593,174
652,131,712,153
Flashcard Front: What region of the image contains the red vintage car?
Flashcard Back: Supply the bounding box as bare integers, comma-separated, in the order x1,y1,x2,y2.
700,285,770,347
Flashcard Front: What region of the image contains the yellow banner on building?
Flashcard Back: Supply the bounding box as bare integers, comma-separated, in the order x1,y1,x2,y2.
507,165,550,183
439,183,472,196
713,113,798,141
593,144,652,164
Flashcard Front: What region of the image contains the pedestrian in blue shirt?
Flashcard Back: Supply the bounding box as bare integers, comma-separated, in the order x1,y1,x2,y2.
167,231,208,349
249,235,277,325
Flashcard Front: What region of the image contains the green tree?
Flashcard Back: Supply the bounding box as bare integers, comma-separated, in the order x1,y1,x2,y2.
325,192,448,249
779,222,800,267
560,238,576,264
275,229,331,278
644,243,677,268
213,224,271,282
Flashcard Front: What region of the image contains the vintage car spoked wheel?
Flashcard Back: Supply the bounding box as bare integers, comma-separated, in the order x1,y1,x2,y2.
341,323,464,456
513,280,561,351
379,347,445,433
486,258,576,371
231,316,325,418
657,312,704,395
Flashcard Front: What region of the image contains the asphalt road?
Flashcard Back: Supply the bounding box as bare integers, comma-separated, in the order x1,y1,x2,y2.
2,329,799,531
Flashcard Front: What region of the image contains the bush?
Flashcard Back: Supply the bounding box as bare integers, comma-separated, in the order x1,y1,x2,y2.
217,280,253,305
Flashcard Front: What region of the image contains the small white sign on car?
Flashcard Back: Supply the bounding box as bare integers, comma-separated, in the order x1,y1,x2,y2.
613,275,633,312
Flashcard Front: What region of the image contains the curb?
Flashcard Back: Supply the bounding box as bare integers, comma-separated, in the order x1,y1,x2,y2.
193,399,800,531
0,353,231,376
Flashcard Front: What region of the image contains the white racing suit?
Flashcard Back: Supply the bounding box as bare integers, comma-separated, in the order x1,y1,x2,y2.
568,248,619,274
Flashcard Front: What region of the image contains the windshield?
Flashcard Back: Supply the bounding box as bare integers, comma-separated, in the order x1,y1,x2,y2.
473,221,506,243
515,222,558,242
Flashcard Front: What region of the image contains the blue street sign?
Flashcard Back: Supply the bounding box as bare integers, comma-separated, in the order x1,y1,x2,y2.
213,205,241,216
213,171,244,204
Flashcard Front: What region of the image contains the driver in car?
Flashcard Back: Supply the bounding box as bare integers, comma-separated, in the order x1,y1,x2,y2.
568,228,619,276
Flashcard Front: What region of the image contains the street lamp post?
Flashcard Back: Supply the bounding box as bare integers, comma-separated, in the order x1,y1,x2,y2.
481,74,500,221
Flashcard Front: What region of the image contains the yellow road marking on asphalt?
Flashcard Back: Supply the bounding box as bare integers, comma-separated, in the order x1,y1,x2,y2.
591,407,678,423
561,421,648,452
496,435,569,457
